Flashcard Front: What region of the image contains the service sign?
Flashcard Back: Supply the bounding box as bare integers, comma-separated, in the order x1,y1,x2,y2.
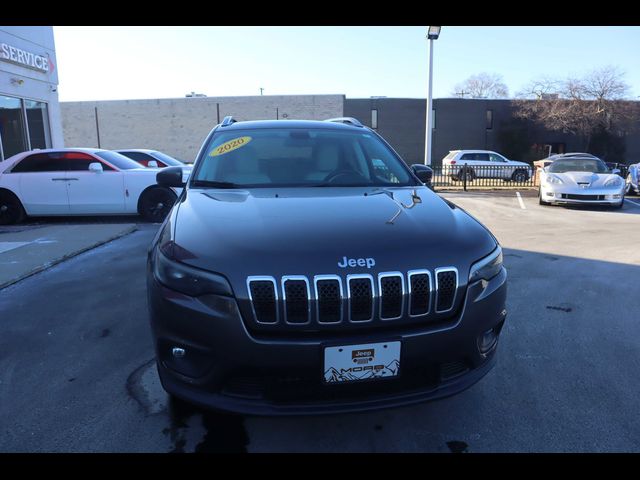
1,42,51,73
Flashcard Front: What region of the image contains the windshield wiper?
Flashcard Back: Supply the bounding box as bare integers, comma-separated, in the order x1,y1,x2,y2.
191,180,240,189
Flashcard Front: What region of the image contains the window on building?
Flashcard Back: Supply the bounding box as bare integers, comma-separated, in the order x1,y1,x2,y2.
432,109,436,129
371,109,378,129
0,95,52,161
0,95,28,160
486,110,493,130
25,100,51,150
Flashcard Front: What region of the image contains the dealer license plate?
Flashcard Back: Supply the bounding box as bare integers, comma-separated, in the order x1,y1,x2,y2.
323,341,401,383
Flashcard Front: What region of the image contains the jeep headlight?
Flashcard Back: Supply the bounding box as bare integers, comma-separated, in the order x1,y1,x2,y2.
469,246,503,283
153,249,232,297
604,176,623,188
545,174,563,185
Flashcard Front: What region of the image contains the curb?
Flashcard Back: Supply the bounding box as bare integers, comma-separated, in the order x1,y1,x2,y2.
0,225,138,290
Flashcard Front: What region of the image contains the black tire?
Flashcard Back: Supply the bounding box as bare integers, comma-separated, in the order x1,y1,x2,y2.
512,170,529,183
457,168,475,182
138,187,177,223
626,175,636,196
613,196,624,209
538,188,549,206
0,190,26,225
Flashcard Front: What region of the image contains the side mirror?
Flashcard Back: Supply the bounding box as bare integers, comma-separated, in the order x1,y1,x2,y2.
147,160,159,168
411,164,433,184
157,166,185,188
611,168,621,175
89,162,103,173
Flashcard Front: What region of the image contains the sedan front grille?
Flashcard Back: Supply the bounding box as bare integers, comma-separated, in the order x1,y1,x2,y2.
561,194,605,201
247,267,459,329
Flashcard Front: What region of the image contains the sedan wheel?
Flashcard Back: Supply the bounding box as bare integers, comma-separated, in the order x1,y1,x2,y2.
0,191,26,226
139,188,177,223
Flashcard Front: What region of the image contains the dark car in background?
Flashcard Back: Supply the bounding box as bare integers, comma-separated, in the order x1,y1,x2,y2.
146,116,507,415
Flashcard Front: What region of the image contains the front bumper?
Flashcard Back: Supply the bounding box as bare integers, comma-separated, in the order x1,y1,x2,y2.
540,184,624,205
147,266,508,416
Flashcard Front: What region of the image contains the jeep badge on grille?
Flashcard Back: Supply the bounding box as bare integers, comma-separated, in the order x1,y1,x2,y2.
338,256,376,269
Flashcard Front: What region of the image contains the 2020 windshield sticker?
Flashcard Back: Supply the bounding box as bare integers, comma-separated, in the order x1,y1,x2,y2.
210,136,252,156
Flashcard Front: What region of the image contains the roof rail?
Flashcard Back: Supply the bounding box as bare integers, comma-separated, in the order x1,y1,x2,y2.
325,117,364,127
221,116,237,127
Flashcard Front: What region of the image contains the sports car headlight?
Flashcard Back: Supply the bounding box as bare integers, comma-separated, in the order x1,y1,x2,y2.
545,174,563,185
604,176,623,188
469,246,503,283
153,249,232,297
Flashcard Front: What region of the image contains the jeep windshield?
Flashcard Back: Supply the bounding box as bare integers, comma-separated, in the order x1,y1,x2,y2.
191,128,417,188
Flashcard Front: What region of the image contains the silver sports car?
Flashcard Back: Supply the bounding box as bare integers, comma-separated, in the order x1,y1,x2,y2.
539,156,625,208
626,163,639,196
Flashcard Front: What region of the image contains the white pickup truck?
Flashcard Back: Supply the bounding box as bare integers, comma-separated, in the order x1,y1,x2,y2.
442,150,533,182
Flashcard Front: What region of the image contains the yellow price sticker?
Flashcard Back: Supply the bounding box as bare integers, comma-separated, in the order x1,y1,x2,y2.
210,136,252,157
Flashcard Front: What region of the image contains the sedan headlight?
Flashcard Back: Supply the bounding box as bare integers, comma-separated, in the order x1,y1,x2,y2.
153,249,232,297
604,176,623,188
469,246,503,283
545,174,563,185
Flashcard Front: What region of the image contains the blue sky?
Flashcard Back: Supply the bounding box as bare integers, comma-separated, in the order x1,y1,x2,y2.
53,26,640,102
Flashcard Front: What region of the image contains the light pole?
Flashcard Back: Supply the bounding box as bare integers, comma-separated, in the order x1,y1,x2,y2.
424,26,441,165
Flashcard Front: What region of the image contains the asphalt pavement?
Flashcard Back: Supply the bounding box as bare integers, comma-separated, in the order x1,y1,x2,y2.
1,192,639,452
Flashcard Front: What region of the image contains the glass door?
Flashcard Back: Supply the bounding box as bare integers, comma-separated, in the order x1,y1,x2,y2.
0,95,28,161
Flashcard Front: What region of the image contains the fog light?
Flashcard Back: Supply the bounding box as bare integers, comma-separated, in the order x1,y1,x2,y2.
172,347,186,358
478,329,498,355
612,194,621,199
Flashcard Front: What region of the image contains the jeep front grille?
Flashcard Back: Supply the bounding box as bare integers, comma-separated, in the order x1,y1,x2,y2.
282,276,310,324
247,277,278,324
348,275,374,322
246,267,459,328
435,268,458,313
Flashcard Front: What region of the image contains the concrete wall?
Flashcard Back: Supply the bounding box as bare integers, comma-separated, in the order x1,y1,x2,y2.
61,95,345,162
346,97,640,166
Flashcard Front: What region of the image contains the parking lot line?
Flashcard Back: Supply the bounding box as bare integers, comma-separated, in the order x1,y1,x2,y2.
625,198,640,208
515,192,526,210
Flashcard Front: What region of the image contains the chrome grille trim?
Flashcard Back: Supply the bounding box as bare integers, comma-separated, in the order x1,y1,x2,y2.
377,271,405,320
246,276,279,324
407,269,432,317
281,275,311,325
313,274,344,324
434,267,459,313
346,273,375,323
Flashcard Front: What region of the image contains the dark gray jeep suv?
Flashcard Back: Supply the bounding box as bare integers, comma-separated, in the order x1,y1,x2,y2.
147,116,507,415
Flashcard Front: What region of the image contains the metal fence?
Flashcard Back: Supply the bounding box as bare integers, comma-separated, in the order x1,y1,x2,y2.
430,164,536,191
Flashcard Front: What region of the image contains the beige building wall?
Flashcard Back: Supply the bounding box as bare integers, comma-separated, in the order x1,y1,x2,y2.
61,95,345,162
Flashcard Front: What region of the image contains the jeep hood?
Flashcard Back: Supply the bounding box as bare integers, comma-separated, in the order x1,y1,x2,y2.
169,186,497,290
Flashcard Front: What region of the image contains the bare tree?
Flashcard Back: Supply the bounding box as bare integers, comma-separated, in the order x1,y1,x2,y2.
514,66,635,154
452,73,509,99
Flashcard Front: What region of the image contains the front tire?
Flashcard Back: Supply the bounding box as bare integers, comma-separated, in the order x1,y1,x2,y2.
138,187,177,223
538,188,550,206
0,190,26,225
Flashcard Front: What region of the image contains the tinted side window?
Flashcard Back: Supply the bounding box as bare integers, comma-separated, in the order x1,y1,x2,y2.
460,153,474,161
475,153,490,162
120,151,153,164
64,152,114,171
489,154,506,162
11,153,66,172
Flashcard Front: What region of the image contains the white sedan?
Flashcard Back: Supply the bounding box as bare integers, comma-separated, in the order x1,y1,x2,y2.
539,156,625,208
0,148,181,225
